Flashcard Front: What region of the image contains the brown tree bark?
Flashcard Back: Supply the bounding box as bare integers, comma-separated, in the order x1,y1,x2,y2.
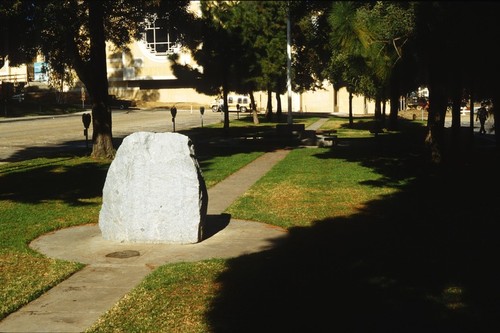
222,88,229,131
388,73,400,131
348,91,353,127
88,0,114,159
266,89,273,121
425,78,448,164
372,96,383,135
249,92,259,125
275,91,282,119
492,94,500,156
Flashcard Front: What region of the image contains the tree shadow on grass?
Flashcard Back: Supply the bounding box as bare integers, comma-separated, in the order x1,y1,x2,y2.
207,171,500,332
1,140,92,163
0,123,297,206
0,158,109,205
206,127,500,332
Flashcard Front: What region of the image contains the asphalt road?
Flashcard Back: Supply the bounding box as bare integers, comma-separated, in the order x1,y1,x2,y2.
2,108,494,162
0,108,238,162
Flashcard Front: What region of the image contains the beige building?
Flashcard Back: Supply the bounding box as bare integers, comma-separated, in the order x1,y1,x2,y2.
0,60,29,85
0,59,29,96
105,34,377,115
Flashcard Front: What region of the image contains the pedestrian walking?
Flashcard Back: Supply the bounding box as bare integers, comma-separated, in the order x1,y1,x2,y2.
476,104,488,134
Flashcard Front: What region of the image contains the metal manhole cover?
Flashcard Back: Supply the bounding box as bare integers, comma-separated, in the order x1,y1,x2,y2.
105,250,140,258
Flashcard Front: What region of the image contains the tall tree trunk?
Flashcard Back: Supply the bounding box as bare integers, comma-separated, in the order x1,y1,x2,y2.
373,96,382,135
492,94,500,156
275,91,282,119
249,92,259,125
348,90,353,127
388,72,400,131
425,76,448,164
266,89,273,121
333,88,339,113
374,96,382,120
222,87,229,131
88,0,114,159
450,77,463,159
381,99,387,127
450,75,462,134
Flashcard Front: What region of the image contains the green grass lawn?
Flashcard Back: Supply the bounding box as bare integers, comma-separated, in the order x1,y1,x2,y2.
2,114,500,332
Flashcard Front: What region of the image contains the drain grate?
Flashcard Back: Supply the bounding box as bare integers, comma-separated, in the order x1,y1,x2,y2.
105,250,140,258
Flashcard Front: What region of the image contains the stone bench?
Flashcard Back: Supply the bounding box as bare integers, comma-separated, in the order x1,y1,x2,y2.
314,129,338,147
323,134,338,143
316,134,338,147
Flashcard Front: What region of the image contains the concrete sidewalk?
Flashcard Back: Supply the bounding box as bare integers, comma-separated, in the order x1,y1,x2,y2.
0,119,326,333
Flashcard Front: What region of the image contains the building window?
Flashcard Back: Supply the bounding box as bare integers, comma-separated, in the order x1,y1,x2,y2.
141,15,180,56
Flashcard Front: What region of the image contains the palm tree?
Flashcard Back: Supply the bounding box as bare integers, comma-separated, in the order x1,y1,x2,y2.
327,1,367,127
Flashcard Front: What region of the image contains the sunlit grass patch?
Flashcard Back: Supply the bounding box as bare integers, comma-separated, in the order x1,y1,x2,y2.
227,147,400,228
0,157,108,318
86,260,227,333
0,252,83,319
201,152,264,188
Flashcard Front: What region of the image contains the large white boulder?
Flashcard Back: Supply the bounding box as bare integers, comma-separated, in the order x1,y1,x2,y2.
99,132,208,244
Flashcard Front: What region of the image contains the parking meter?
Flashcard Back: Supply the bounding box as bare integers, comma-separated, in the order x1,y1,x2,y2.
170,106,177,132
200,106,205,127
82,113,91,129
81,113,91,149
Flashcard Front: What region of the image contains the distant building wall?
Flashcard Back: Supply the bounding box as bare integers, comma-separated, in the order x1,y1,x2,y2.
106,39,377,115
0,60,28,84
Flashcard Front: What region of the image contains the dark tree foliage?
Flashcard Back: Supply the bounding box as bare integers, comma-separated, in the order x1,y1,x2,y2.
410,1,500,162
0,0,192,158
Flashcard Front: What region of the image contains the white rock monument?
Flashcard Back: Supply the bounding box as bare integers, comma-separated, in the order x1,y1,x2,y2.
99,132,208,244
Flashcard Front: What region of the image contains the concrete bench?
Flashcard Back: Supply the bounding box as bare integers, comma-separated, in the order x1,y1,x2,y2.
316,134,338,147
324,135,338,143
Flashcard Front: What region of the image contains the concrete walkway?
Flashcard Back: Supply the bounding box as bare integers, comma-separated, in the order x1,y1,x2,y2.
0,119,326,333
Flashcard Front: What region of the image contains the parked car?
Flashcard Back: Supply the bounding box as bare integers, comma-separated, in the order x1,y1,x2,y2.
407,96,428,110
211,95,252,112
109,95,133,109
11,93,25,102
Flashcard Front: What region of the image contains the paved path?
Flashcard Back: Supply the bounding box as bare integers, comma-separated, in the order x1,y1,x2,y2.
0,119,327,332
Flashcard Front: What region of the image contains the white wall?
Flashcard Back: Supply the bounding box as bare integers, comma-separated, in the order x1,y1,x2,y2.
107,39,378,115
